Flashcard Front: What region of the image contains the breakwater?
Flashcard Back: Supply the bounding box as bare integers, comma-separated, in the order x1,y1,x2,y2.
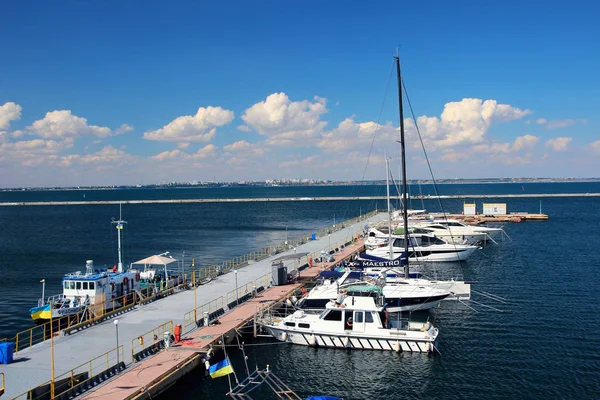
1,192,599,206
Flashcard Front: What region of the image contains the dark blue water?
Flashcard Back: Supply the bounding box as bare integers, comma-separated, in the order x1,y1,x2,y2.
2,181,600,203
1,183,599,398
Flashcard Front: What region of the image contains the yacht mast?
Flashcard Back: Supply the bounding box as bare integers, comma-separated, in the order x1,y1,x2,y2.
395,55,410,278
386,157,393,260
112,204,127,273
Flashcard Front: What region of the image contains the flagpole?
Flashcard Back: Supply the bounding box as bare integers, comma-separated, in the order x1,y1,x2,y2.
41,279,46,306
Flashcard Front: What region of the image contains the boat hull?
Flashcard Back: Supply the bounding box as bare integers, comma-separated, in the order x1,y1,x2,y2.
368,246,478,262
29,304,86,324
264,326,436,353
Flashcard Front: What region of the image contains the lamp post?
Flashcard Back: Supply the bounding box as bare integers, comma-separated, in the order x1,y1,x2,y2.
285,226,288,247
114,319,120,366
234,269,239,305
192,269,197,323
328,234,331,253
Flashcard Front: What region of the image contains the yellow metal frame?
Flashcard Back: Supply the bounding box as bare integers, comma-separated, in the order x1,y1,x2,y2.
131,321,173,363
11,345,124,400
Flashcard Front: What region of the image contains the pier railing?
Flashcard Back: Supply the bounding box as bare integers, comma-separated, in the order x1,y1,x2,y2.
12,345,124,400
131,320,173,363
185,208,379,283
2,209,380,354
181,210,379,333
183,271,272,333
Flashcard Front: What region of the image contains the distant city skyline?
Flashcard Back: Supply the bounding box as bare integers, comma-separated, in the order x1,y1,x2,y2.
1,1,599,188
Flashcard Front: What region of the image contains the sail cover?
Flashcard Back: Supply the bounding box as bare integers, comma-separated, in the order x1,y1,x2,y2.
356,253,408,267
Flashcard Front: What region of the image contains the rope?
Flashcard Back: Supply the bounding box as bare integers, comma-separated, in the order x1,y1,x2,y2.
401,77,468,261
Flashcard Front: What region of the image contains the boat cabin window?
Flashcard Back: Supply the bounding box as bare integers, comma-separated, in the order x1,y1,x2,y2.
354,312,364,323
393,237,420,248
89,282,95,290
69,281,75,290
298,323,310,329
421,236,445,246
76,282,82,290
366,312,374,323
64,281,68,290
323,310,342,321
284,322,295,327
83,282,88,290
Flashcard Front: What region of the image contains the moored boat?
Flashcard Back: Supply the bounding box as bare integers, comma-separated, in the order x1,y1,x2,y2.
260,294,439,353
29,211,141,324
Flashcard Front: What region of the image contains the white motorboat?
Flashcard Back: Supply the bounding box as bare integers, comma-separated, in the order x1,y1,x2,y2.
260,294,439,353
296,270,452,312
365,229,479,262
408,221,491,245
432,218,505,236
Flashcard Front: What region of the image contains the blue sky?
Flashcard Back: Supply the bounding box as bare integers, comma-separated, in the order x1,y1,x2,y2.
1,0,598,187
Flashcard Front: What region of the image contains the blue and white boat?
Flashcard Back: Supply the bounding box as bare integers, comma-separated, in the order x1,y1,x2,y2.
29,213,141,324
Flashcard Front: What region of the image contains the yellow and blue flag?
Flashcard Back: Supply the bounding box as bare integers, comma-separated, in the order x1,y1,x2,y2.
208,358,234,378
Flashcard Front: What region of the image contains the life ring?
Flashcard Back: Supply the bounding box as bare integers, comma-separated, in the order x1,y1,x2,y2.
308,257,313,267
301,287,309,298
124,277,129,285
135,273,140,282
346,317,353,327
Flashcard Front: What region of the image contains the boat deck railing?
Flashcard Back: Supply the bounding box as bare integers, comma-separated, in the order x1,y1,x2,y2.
11,345,124,400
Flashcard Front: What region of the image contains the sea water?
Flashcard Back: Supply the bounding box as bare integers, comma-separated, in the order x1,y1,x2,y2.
0,183,598,399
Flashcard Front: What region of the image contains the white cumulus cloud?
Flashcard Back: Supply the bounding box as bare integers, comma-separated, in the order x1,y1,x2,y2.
27,110,121,139
115,124,134,134
410,98,531,149
318,117,398,152
144,106,234,143
545,137,572,152
241,93,328,146
151,144,219,162
237,125,252,132
512,134,540,151
223,140,266,156
0,102,22,132
535,118,586,129
590,140,600,154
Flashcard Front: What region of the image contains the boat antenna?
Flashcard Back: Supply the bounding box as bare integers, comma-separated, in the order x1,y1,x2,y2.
395,54,410,279
112,203,127,273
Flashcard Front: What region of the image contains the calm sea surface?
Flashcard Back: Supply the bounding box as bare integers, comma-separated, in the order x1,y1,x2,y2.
0,183,599,399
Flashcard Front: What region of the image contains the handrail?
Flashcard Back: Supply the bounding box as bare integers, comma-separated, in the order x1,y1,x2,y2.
131,321,173,363
11,345,124,400
183,270,275,333
2,208,381,354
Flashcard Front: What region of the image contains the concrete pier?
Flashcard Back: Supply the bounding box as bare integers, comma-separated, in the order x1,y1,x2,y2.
1,213,384,399
0,192,598,207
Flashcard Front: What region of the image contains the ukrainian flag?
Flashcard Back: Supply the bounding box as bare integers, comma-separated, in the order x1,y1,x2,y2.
208,358,234,378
